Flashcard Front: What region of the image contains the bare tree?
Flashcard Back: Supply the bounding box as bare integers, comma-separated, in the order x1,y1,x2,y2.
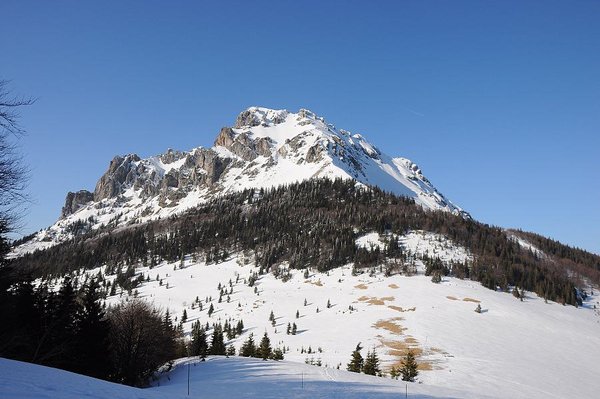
0,80,34,259
107,299,176,386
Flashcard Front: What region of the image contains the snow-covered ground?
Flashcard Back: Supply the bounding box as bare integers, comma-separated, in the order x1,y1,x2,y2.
152,356,495,399
53,230,599,399
0,356,492,399
0,357,183,399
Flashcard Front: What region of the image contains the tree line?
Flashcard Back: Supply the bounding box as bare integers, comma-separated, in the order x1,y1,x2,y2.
12,179,600,306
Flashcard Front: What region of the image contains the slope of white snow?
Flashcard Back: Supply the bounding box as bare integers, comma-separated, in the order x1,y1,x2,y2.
0,357,184,399
0,356,489,399
48,247,600,399
152,356,495,399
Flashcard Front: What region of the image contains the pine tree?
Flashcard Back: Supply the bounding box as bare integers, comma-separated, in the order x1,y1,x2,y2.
208,303,214,317
75,278,110,379
258,332,272,360
296,310,300,319
291,322,297,335
209,324,226,355
400,350,419,382
189,322,208,359
226,345,236,356
347,343,364,373
389,366,400,380
363,348,381,376
181,309,187,323
286,322,291,335
240,333,256,357
236,319,244,335
271,347,284,360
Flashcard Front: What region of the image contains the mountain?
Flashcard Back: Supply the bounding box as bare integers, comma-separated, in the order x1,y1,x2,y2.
13,107,466,256
7,107,600,398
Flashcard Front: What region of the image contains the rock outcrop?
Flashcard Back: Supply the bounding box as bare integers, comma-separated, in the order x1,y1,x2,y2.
61,190,94,218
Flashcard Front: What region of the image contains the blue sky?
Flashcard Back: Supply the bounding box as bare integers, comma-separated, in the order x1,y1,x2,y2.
1,0,599,254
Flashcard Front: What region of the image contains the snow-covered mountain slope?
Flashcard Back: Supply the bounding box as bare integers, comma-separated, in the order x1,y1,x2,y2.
152,356,496,399
0,357,183,399
13,107,466,256
48,231,600,399
0,356,490,399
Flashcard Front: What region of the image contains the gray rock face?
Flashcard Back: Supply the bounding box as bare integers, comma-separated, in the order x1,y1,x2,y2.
94,154,141,201
160,148,185,164
190,148,231,184
214,127,235,148
61,190,94,218
214,127,274,162
234,110,262,129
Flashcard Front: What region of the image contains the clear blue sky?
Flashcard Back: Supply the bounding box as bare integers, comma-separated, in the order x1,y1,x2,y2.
1,0,599,254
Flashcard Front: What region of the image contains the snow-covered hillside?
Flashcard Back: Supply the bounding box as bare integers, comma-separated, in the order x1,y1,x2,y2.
0,356,491,399
13,107,466,256
45,231,600,399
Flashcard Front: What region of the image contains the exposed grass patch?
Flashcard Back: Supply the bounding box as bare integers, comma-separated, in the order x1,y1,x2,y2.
354,283,368,290
359,296,395,306
388,305,416,312
446,296,458,301
462,297,481,303
373,317,406,335
388,284,399,289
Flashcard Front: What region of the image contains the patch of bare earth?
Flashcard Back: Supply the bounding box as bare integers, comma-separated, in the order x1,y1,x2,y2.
446,296,458,301
354,283,368,290
374,317,444,372
388,284,399,289
373,317,406,334
388,305,416,312
462,297,481,303
359,296,395,306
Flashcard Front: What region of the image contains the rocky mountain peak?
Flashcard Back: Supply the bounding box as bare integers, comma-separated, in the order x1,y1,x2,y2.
234,107,288,129
14,106,468,255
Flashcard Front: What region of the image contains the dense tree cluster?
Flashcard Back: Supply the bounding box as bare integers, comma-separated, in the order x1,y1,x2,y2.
239,332,284,360
0,277,181,387
11,179,600,306
347,343,381,376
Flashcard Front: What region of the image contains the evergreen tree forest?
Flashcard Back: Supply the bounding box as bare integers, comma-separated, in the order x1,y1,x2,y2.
11,179,599,306
0,277,182,386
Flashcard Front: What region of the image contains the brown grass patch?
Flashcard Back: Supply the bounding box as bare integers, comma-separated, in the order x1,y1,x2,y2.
305,279,323,287
373,318,406,335
359,296,394,306
446,296,458,301
388,305,416,312
354,283,368,290
388,284,399,289
383,339,439,371
462,297,481,303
